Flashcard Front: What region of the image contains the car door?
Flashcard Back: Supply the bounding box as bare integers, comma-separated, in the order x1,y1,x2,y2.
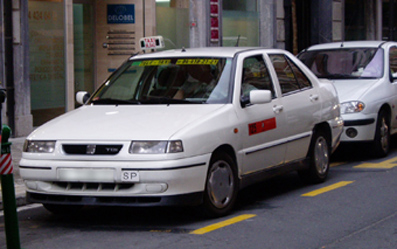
268,53,321,163
235,53,288,175
388,45,397,131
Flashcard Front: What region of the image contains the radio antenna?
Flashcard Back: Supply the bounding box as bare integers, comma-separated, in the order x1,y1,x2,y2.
235,35,241,47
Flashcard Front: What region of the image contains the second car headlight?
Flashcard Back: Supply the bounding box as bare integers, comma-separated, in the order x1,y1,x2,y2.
129,140,183,154
23,140,56,153
340,101,365,114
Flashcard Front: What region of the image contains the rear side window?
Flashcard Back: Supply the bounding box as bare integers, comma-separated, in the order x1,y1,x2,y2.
269,54,312,95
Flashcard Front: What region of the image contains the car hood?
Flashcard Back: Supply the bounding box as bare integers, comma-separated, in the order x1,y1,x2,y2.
28,104,226,141
330,79,379,102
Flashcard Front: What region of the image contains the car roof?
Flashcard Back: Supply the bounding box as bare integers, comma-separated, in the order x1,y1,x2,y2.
302,40,397,51
131,47,288,60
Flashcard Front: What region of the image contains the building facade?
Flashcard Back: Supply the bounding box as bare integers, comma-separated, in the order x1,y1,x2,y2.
0,0,396,136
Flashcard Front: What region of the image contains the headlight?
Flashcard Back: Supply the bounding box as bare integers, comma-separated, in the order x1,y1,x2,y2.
129,140,183,154
23,140,56,153
340,101,365,114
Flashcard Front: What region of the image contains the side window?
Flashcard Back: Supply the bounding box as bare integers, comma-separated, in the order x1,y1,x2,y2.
269,54,312,95
241,55,275,101
288,58,312,89
389,47,397,77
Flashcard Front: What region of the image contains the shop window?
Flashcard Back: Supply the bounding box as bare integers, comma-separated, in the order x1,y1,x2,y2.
155,0,189,49
222,0,259,47
28,0,66,126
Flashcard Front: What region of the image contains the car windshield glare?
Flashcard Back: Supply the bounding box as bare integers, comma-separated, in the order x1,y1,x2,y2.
299,48,384,79
89,57,232,105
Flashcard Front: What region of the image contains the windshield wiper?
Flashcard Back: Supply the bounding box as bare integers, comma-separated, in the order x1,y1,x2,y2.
91,98,141,105
322,74,359,79
323,74,379,80
143,97,203,105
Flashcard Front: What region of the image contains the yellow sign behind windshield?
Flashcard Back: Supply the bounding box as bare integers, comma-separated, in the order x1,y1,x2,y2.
176,59,219,65
139,60,171,66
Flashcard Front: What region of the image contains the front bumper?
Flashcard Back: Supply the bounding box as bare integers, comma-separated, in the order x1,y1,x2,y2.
20,154,210,206
340,113,377,142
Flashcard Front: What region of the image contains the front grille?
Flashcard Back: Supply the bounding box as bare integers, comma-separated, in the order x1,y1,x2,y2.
28,192,162,205
62,144,123,155
54,182,134,192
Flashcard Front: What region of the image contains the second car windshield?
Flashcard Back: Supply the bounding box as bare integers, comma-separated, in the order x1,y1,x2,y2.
90,57,232,105
299,48,384,79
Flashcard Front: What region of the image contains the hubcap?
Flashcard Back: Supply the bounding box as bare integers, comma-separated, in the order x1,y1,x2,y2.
379,117,390,152
314,136,329,175
207,160,234,209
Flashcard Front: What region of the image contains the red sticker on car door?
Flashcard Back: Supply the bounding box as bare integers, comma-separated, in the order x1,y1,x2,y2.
248,117,277,136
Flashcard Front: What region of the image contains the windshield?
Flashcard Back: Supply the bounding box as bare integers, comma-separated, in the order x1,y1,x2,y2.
89,57,232,105
298,48,384,79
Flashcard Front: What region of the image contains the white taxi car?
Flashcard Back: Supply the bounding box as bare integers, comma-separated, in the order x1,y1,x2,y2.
298,41,397,157
20,43,343,217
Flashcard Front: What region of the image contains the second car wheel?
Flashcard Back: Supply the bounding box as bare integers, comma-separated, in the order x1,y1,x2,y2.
373,110,390,157
299,130,330,184
200,151,239,217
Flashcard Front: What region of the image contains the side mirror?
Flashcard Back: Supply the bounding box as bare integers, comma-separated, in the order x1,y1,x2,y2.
249,90,272,105
392,72,397,82
76,91,90,105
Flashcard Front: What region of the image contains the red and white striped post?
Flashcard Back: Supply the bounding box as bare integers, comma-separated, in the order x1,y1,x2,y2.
0,150,13,175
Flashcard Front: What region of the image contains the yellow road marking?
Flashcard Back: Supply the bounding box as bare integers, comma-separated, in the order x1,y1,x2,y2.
354,157,397,169
330,162,346,167
190,214,256,235
302,181,354,197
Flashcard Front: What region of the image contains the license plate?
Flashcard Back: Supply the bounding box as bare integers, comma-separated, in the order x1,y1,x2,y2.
121,170,140,182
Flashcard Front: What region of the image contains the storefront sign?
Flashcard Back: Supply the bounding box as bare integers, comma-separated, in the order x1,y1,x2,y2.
107,4,135,24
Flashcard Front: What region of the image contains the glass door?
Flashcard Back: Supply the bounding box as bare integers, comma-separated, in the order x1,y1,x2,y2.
73,0,94,103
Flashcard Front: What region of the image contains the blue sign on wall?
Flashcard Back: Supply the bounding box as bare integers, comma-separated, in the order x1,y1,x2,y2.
107,4,135,24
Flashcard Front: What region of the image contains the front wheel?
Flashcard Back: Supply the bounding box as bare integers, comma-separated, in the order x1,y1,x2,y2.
200,151,239,217
299,130,330,184
373,110,390,157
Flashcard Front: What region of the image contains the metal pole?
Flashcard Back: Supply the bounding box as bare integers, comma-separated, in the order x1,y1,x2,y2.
0,90,21,248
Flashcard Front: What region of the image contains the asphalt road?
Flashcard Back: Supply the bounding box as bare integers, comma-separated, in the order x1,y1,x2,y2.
1,142,397,249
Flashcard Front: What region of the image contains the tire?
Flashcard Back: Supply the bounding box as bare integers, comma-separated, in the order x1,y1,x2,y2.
299,130,330,184
372,110,390,157
200,151,239,218
43,203,83,215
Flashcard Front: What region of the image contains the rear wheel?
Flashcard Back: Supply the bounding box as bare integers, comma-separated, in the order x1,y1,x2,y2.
200,151,238,217
373,110,390,157
299,130,330,184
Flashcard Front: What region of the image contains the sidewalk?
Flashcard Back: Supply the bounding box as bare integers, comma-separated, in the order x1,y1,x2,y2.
0,137,27,210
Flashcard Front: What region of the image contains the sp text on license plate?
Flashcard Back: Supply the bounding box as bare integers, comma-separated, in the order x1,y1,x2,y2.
121,170,140,182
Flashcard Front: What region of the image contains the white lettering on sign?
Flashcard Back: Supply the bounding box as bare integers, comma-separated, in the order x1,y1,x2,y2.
108,15,134,22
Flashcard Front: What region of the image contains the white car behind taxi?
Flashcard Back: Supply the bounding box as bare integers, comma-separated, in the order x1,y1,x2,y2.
299,41,397,157
20,41,343,217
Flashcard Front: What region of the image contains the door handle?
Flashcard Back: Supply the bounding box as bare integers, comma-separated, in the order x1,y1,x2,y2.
273,105,284,113
310,94,319,102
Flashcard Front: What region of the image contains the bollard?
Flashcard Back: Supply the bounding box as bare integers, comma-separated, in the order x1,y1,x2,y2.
1,125,21,249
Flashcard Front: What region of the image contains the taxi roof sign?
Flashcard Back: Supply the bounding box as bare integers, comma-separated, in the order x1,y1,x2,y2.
139,36,165,51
